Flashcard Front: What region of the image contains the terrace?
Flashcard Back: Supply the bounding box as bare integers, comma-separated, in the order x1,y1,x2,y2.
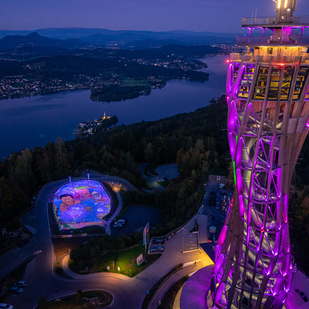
237,35,309,47
230,52,309,64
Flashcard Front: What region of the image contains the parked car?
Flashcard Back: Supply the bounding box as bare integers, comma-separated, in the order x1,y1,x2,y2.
0,304,14,309
152,240,163,244
14,281,27,287
152,238,165,244
150,246,164,252
113,223,122,228
155,246,164,252
10,287,23,293
116,219,126,224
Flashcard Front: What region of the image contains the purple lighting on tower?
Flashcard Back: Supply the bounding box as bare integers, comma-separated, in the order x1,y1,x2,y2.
209,0,309,308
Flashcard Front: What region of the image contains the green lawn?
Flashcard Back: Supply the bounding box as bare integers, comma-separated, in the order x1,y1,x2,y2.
94,245,161,277
121,79,150,86
39,290,112,309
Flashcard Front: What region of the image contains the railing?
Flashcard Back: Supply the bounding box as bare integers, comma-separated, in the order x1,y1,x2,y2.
237,36,309,46
241,16,309,27
230,53,309,64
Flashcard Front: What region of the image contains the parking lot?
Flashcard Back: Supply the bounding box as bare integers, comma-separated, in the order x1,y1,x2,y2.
202,181,233,242
111,205,162,236
149,237,166,254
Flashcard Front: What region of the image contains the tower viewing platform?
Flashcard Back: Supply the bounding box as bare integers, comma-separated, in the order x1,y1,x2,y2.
241,15,309,28
238,0,309,48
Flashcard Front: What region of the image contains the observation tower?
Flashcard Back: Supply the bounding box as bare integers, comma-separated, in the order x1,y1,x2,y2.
210,0,309,308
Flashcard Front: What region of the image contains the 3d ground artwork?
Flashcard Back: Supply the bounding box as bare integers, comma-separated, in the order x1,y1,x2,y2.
209,0,309,308
53,180,111,230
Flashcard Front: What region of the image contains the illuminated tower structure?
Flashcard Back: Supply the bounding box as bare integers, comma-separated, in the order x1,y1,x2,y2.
210,1,309,308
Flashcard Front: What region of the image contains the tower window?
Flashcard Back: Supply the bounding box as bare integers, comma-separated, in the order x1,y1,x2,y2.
267,48,273,55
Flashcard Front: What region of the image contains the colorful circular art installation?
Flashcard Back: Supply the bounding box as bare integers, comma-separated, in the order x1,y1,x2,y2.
53,180,111,230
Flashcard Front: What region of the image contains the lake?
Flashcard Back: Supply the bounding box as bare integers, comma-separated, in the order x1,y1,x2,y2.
0,55,228,158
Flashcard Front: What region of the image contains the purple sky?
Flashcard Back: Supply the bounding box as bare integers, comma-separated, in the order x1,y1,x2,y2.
1,0,309,33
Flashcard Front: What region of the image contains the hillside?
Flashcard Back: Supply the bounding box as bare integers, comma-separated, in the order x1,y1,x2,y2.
0,28,239,46
0,32,101,52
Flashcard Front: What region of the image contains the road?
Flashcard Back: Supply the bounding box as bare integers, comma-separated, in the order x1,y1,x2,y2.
3,175,214,309
139,163,165,192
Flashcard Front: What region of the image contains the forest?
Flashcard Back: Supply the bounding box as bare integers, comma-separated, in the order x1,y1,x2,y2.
1,95,309,272
0,97,228,223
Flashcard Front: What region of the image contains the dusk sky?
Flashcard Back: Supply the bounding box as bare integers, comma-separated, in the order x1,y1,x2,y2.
1,0,309,33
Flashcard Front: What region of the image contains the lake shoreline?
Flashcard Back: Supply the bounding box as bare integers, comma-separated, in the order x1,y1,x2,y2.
0,55,228,158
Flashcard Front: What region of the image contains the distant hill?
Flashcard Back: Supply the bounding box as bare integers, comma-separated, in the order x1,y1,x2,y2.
68,44,221,61
0,28,239,46
80,32,236,47
122,39,183,50
0,32,102,52
0,46,68,61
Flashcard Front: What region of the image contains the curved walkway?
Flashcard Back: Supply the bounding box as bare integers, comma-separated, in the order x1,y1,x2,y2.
139,163,163,192
148,261,209,309
60,213,214,309
140,163,177,192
